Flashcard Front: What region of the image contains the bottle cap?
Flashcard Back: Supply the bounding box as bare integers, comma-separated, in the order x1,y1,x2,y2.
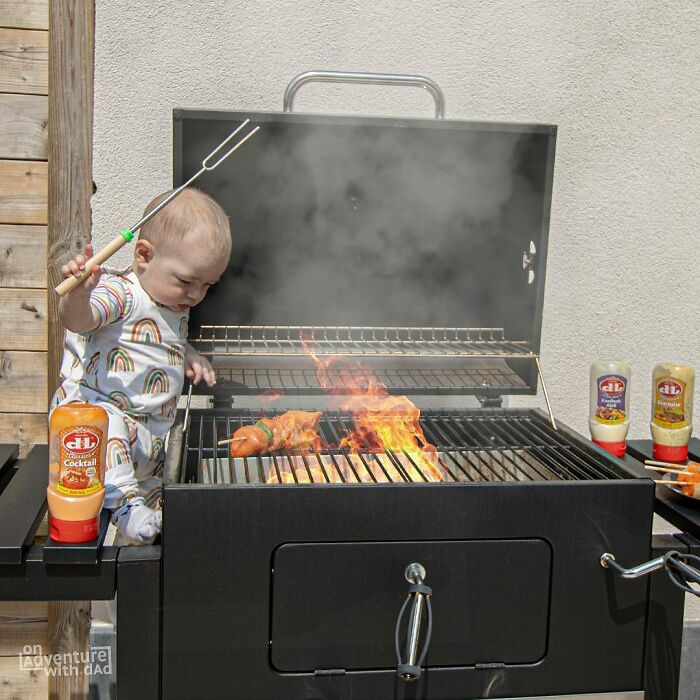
653,443,689,463
49,515,99,543
593,439,627,457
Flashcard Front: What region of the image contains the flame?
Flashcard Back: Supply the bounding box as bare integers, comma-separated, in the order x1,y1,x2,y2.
302,337,443,482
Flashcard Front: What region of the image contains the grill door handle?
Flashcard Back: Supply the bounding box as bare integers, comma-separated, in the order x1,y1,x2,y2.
395,562,433,681
283,71,446,119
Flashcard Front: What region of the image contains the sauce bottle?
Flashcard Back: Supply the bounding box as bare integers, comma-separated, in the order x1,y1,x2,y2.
651,363,695,462
589,362,631,457
48,403,108,542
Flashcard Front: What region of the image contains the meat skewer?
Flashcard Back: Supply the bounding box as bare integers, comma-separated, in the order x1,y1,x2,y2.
654,473,700,498
219,411,322,457
645,459,700,471
645,466,699,476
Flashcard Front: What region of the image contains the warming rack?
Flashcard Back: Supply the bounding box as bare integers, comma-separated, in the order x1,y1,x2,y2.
181,409,618,485
212,365,529,393
192,325,535,357
189,325,556,427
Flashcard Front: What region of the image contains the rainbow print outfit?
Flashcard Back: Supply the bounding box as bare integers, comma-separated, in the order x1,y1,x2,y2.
51,271,188,521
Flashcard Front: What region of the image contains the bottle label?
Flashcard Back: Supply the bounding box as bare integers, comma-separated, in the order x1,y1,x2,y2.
595,374,628,424
653,376,687,428
57,426,103,496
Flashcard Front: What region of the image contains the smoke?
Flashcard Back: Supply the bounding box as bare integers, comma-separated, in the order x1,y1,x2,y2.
187,118,551,333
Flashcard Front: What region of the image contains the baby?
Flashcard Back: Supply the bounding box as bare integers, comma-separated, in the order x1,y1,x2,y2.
50,188,231,543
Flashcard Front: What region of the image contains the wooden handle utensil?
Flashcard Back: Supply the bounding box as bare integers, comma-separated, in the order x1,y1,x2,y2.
55,230,134,296
55,119,260,296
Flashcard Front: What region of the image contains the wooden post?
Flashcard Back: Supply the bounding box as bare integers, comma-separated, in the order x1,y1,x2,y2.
47,2,94,698
47,0,94,399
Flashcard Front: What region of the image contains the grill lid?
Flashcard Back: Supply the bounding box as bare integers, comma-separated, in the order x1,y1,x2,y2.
174,109,556,396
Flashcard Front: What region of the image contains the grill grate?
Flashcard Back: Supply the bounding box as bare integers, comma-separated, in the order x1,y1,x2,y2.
192,326,535,358
182,409,622,486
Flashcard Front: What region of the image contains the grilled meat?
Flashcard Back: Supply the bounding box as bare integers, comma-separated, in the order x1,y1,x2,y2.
229,411,322,457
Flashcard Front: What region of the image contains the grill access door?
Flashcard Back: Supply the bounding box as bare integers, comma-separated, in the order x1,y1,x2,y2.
271,538,551,673
161,477,654,699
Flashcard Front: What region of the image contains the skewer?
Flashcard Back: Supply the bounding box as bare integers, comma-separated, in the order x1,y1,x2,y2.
645,466,696,476
217,436,248,446
55,119,260,296
655,480,684,485
645,459,696,469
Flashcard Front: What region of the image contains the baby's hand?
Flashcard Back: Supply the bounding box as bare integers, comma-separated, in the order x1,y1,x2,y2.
60,243,102,296
185,345,216,386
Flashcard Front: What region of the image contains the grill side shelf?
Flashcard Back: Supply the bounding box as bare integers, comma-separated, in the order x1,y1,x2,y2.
625,438,700,541
0,444,112,566
0,445,48,564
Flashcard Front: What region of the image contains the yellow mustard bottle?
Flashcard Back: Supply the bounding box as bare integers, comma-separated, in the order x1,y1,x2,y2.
48,403,108,542
651,363,695,462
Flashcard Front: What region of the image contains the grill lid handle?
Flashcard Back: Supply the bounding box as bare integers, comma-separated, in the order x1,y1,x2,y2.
283,71,446,119
395,562,433,681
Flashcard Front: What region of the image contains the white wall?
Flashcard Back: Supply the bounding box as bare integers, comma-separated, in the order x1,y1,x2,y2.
93,0,699,439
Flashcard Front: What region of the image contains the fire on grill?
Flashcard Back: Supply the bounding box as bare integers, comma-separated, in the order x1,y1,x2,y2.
217,345,446,483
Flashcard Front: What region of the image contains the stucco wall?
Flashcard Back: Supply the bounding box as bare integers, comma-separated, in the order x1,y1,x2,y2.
92,0,699,439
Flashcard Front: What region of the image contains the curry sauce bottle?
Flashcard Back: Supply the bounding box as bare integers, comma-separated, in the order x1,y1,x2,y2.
651,363,695,462
48,403,108,542
589,362,631,457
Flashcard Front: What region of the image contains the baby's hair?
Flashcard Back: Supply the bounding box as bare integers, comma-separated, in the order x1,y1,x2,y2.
138,188,231,260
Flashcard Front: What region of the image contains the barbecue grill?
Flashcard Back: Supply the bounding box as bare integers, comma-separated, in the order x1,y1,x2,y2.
154,73,697,700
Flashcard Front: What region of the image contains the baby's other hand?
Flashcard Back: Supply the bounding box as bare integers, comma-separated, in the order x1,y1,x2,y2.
185,346,216,387
60,243,101,295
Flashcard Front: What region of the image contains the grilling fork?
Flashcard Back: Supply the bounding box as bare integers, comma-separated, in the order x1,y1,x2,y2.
55,119,260,296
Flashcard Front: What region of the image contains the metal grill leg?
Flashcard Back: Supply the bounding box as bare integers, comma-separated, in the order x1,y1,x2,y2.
117,545,161,699
644,535,687,700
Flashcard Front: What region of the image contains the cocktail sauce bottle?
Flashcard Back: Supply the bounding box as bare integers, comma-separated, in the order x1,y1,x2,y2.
48,403,107,542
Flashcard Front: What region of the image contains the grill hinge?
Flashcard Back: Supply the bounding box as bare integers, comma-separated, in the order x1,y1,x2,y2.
314,668,347,676
476,394,503,408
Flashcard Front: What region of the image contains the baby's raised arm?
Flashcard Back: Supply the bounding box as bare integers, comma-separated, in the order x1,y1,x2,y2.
58,243,103,334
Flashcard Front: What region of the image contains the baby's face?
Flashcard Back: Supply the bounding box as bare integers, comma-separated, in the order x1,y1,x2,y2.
136,227,229,312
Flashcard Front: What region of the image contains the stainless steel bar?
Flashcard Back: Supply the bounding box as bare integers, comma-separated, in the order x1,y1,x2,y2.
133,120,259,233
417,419,477,482
255,454,266,484
383,449,413,483
600,553,666,579
311,452,331,483
437,418,525,482
482,420,557,481
182,384,192,434
335,414,379,482
395,448,430,483
474,415,590,481
536,356,557,430
502,419,583,480
421,421,493,482
324,417,365,482
404,593,426,666
488,419,568,481
270,452,283,484
196,410,204,482
519,416,620,480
